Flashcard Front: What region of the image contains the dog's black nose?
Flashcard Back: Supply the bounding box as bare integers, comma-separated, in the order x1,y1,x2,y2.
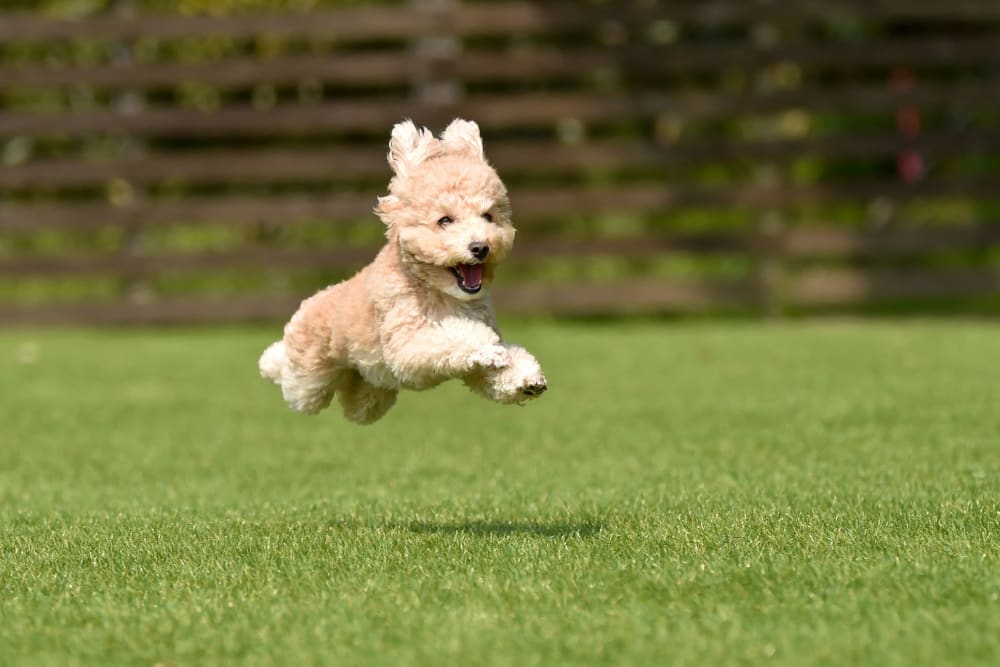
469,242,490,260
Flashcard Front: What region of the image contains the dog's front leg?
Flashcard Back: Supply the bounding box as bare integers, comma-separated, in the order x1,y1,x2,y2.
382,317,510,388
464,343,547,404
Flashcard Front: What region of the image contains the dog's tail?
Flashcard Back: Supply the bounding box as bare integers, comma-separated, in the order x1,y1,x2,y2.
258,341,286,384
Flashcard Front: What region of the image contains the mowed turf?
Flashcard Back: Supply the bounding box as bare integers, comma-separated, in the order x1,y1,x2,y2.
1,321,999,666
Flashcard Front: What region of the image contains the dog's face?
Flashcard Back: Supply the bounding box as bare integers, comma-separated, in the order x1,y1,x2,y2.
375,119,515,301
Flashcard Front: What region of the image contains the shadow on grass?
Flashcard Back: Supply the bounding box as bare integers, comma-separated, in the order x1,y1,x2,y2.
401,520,602,538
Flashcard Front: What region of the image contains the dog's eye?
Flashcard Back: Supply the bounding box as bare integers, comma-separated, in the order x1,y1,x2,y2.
437,216,453,226
482,212,493,222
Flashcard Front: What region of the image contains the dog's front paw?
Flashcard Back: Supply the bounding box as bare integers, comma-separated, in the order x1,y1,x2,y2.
495,369,548,405
481,365,548,405
467,345,511,370
519,374,548,399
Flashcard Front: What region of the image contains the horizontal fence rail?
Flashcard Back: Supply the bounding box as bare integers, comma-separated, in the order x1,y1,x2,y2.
3,2,1000,42
3,82,1000,137
5,37,1000,90
1,0,999,323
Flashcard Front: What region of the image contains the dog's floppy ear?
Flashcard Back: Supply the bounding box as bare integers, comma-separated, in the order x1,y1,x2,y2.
440,118,484,159
388,119,437,177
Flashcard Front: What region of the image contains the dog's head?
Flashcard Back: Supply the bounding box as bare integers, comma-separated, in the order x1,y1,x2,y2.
375,118,515,301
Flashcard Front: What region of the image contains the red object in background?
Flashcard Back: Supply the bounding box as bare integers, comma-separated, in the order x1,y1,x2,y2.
897,151,925,183
892,67,924,183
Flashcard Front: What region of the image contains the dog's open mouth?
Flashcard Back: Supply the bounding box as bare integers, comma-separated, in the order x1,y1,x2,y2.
450,263,483,294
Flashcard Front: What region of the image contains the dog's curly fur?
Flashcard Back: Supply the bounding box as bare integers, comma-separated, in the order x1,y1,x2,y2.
259,118,547,424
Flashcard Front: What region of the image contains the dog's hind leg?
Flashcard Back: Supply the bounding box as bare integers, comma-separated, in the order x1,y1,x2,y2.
269,296,347,415
261,339,334,413
279,364,338,415
270,335,340,415
336,370,398,425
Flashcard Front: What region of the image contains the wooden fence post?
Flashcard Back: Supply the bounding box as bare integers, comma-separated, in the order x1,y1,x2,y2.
410,0,460,113
757,211,785,318
109,0,151,305
751,18,791,318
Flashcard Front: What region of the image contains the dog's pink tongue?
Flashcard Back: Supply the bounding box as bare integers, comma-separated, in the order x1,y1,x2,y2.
458,263,483,288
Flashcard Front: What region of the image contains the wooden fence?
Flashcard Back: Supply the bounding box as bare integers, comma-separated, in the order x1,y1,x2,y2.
1,0,999,323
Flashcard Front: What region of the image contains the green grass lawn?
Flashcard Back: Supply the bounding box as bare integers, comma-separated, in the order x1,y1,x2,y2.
1,321,999,666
